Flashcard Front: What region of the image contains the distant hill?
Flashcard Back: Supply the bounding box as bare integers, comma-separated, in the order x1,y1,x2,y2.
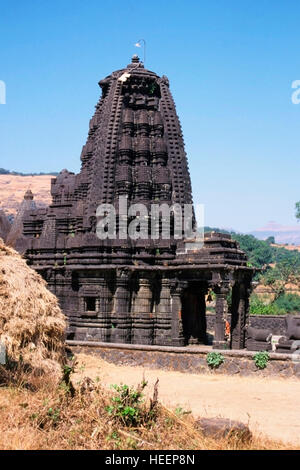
250,221,300,245
0,168,58,176
0,174,53,217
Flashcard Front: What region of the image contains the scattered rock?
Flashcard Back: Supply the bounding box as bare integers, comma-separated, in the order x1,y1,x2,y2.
224,361,240,375
195,417,252,442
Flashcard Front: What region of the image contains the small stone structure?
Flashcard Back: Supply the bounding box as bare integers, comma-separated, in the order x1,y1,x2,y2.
6,189,36,251
275,315,300,353
245,326,272,351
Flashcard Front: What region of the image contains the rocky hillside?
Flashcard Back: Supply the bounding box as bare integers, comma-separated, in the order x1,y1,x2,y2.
0,174,52,217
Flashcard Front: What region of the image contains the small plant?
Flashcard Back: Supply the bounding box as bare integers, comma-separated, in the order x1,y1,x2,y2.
206,352,225,369
61,357,77,397
47,407,61,424
149,82,157,94
106,430,121,446
106,382,146,426
174,406,191,417
106,378,159,427
253,351,269,369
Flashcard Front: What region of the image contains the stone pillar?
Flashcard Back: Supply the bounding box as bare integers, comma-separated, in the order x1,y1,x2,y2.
110,270,131,344
231,280,251,349
53,269,68,311
132,277,154,345
212,284,230,349
97,277,113,342
199,288,208,344
63,268,79,317
170,282,185,347
154,277,172,345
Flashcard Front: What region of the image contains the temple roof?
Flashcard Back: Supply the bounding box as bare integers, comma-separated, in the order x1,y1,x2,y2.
99,55,159,90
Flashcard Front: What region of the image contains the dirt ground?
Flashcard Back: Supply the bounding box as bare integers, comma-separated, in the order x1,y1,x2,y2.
74,353,300,447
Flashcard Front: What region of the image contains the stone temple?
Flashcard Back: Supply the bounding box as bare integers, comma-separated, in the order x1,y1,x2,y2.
20,56,254,349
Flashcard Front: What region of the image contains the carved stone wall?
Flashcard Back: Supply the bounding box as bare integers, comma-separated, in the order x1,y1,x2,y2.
21,58,254,349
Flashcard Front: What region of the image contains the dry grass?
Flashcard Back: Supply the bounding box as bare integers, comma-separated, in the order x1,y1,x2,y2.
0,239,296,450
0,239,66,380
0,364,296,451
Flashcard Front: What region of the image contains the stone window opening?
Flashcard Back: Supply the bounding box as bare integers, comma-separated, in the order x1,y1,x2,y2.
85,297,97,312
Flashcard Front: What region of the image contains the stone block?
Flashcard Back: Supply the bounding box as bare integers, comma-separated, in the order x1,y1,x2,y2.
195,417,252,442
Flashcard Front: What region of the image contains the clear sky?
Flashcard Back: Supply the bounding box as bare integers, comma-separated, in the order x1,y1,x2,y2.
1,0,300,232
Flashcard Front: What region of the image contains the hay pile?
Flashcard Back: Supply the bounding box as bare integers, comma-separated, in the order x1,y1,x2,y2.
0,238,67,378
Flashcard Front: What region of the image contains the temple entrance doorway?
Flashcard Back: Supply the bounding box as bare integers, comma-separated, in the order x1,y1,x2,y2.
181,285,207,345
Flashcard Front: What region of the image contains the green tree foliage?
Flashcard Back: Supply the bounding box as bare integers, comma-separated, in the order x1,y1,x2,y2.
249,293,300,315
275,293,300,312
295,201,300,221
250,295,279,315
204,227,300,315
232,234,273,268
260,259,300,301
204,227,300,270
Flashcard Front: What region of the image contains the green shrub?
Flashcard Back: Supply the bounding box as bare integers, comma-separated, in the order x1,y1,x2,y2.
249,294,284,315
106,379,159,427
250,293,300,316
274,293,300,313
206,352,225,369
253,351,269,369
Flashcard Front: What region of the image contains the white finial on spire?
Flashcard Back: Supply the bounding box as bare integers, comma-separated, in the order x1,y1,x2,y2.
134,39,146,65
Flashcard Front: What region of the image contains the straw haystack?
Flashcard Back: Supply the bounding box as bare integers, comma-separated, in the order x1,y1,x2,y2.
0,238,67,377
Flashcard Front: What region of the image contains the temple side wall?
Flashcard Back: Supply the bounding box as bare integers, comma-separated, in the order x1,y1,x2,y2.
69,343,300,379
207,313,287,336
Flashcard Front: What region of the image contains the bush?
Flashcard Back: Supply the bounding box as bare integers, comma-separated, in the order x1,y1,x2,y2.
249,295,284,315
250,293,300,315
106,379,159,427
274,293,300,313
231,234,274,268
253,351,269,369
206,352,225,369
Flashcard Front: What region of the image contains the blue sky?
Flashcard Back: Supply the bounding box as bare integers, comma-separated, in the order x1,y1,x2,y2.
0,0,300,232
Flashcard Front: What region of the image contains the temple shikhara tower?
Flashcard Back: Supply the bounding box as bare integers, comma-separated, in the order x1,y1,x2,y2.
21,56,254,349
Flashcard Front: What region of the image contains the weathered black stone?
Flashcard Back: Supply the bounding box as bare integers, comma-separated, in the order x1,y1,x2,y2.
275,315,300,353
18,56,254,349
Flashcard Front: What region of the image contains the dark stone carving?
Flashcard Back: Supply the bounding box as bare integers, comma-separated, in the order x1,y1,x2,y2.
0,210,11,242
6,190,36,251
275,315,300,353
18,56,255,349
245,326,272,351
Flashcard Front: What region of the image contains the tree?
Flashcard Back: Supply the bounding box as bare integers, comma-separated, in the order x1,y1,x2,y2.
265,236,275,245
231,233,273,268
296,201,300,221
260,259,300,302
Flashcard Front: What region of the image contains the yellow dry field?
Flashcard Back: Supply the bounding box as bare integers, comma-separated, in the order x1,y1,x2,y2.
0,174,52,216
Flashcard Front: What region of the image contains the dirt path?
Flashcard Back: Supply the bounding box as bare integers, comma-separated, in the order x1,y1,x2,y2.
74,353,300,447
